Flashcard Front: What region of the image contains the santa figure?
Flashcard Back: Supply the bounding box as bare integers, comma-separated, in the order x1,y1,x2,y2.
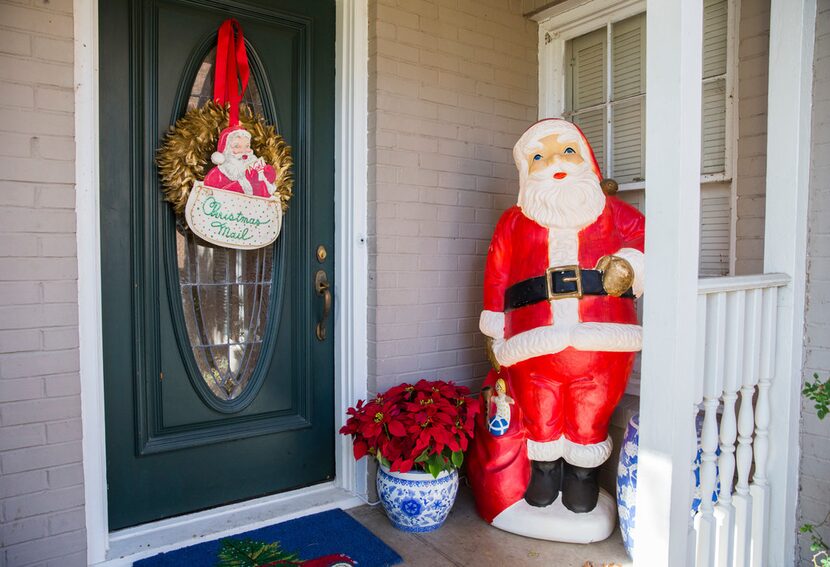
204,125,278,198
467,119,645,541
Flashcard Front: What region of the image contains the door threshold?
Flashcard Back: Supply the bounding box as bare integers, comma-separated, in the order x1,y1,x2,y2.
97,482,363,566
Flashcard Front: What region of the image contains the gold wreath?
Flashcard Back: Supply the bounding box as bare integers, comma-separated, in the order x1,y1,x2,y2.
156,101,293,215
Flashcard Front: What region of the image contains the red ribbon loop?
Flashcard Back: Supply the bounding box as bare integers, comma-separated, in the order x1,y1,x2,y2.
213,18,250,127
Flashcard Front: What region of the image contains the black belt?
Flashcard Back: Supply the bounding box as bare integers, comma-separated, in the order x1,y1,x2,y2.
504,265,634,310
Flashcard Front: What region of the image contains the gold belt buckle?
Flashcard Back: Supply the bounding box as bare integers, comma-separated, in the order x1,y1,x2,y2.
546,265,583,300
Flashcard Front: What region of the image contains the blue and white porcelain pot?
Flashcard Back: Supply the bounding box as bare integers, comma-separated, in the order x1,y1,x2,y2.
376,464,459,532
616,413,720,558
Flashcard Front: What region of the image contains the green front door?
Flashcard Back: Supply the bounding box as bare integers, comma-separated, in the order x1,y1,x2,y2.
99,0,336,530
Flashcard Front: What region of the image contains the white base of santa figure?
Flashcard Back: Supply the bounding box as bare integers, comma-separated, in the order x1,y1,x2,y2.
491,488,616,543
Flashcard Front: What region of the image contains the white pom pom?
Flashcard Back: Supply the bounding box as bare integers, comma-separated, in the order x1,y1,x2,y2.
211,151,225,165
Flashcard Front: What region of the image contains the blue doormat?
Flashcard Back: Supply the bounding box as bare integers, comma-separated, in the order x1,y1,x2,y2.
133,508,402,567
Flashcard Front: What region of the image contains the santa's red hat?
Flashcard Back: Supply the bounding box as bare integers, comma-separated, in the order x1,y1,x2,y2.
211,125,252,165
512,119,603,182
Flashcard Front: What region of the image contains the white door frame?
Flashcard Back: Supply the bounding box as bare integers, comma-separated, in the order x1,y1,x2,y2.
73,0,369,563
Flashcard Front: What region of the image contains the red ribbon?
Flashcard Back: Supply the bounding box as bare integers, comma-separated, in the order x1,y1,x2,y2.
213,18,250,127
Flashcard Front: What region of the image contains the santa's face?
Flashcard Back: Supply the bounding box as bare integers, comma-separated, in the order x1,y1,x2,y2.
221,134,256,180
527,134,585,177
517,130,606,230
229,135,252,161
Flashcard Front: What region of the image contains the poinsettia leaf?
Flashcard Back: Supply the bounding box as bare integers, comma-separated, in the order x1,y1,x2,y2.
352,440,368,460
398,458,414,473
451,450,464,468
387,420,406,437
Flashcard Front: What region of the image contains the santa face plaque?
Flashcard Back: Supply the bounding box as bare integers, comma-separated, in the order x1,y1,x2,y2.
183,125,284,250
185,181,282,250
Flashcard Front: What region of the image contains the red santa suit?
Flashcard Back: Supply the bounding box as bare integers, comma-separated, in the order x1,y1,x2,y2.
467,119,645,524
203,164,276,198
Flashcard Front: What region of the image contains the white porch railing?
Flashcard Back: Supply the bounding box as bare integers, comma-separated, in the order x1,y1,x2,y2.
692,273,789,567
634,0,816,567
637,0,812,564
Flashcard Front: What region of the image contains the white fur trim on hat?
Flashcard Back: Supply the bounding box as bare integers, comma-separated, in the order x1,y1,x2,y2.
479,310,505,340
226,128,251,142
612,248,645,298
211,151,225,165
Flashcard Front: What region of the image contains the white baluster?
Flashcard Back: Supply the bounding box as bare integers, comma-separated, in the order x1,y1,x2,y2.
690,294,707,566
734,288,762,567
750,286,777,567
714,290,744,567
696,292,726,565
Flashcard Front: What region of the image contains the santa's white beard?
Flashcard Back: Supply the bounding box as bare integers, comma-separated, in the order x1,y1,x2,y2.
219,153,256,195
518,161,606,230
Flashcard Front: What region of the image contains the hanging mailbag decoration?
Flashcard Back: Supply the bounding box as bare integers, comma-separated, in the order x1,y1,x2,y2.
156,19,292,249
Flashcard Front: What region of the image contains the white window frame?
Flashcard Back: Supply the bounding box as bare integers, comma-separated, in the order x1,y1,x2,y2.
534,0,739,193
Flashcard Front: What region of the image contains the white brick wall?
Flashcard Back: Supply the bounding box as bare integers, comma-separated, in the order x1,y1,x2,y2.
0,1,86,566
734,0,770,276
799,1,830,562
367,0,537,394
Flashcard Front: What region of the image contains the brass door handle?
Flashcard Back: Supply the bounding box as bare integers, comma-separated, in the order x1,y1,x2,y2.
315,270,331,341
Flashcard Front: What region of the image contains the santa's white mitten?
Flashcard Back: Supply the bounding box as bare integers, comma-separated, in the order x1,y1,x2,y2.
479,310,505,339
479,310,505,371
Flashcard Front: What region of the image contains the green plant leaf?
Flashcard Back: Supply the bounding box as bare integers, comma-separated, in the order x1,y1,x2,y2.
414,450,430,463
803,373,830,421
426,453,445,478
216,538,299,567
451,450,464,468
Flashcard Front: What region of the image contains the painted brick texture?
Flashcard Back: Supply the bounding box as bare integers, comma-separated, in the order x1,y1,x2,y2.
799,1,830,562
734,0,770,276
0,1,86,566
367,0,537,395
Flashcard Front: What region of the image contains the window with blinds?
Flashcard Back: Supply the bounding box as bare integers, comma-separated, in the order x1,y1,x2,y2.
563,0,730,183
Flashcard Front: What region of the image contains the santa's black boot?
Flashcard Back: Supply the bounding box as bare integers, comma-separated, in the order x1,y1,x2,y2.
523,458,563,507
561,463,600,513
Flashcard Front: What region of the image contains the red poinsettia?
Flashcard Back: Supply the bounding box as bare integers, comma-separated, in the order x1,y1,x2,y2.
339,379,479,477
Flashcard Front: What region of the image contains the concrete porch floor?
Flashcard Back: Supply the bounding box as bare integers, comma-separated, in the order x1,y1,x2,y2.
347,484,633,567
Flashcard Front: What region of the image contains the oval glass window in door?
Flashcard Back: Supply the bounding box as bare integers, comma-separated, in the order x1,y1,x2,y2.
176,46,276,403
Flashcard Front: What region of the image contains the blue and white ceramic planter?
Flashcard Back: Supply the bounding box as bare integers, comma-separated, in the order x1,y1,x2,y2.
616,413,720,558
376,464,459,532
